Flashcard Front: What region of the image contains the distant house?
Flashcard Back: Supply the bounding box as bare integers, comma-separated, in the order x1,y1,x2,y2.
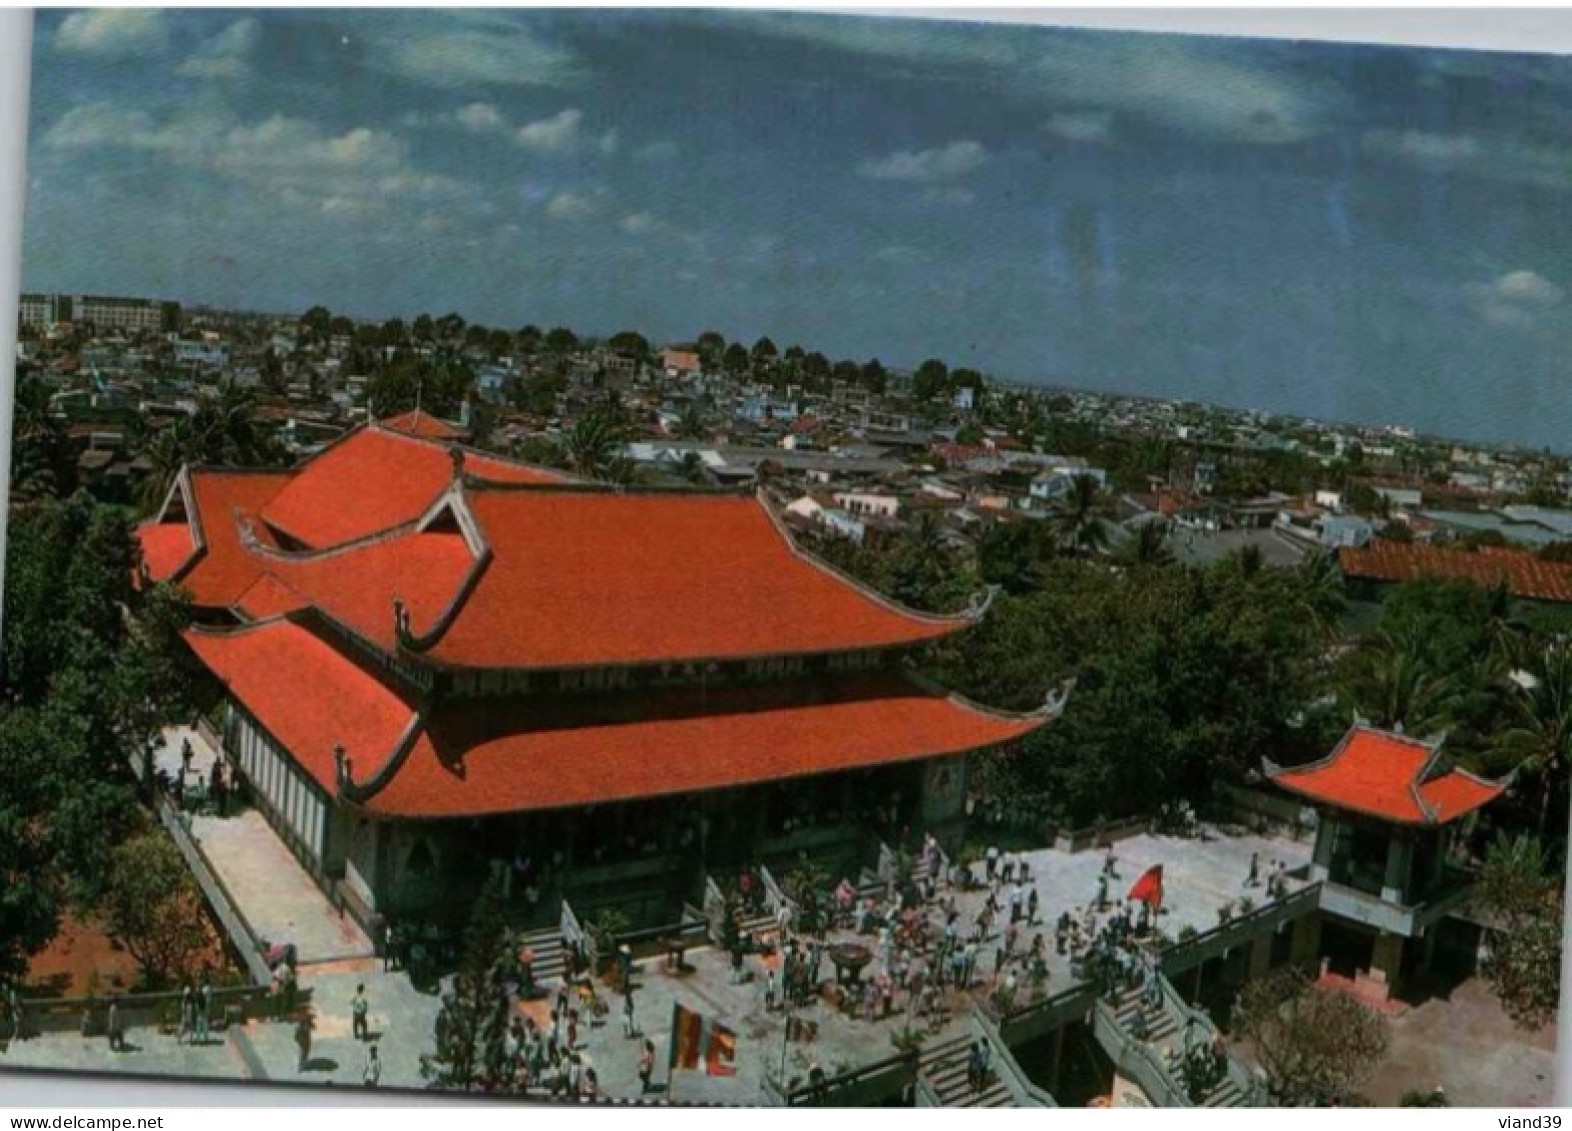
661,348,701,378
834,491,899,521
1028,460,1108,505
1374,485,1423,510
1317,515,1374,549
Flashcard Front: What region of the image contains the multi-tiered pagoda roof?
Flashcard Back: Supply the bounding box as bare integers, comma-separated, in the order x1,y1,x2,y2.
138,415,1058,819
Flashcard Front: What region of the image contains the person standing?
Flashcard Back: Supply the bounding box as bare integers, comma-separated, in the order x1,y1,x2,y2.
1246,852,1260,888
106,997,124,1053
363,1043,381,1087
178,983,194,1045
638,1037,655,1094
195,977,212,1045
351,983,370,1042
984,845,1000,885
764,969,776,1013
294,1014,313,1072
1027,888,1040,927
621,992,637,1039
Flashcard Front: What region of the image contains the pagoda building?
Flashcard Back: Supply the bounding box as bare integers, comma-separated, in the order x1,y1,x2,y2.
1265,724,1505,1002
138,415,1063,931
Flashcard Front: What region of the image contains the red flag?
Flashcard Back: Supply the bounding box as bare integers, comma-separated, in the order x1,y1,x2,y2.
1128,864,1164,911
670,1002,738,1076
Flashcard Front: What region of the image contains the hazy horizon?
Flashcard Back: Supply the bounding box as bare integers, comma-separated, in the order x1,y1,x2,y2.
22,10,1572,450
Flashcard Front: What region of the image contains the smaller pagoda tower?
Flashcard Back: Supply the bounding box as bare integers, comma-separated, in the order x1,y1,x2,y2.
1265,724,1506,1002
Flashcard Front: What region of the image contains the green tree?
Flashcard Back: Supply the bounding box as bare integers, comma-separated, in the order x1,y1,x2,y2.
860,358,888,395
98,832,212,988
1051,474,1110,557
1474,832,1562,1029
1494,644,1572,837
750,336,779,380
1117,521,1176,570
721,341,750,378
1233,967,1389,1106
421,878,513,1091
544,327,580,356
913,358,951,402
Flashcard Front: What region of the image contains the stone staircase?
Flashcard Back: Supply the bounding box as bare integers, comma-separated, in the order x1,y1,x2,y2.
918,1036,1018,1108
1107,984,1248,1107
515,925,569,986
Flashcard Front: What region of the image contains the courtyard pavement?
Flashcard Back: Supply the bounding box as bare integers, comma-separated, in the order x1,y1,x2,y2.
2,794,1547,1107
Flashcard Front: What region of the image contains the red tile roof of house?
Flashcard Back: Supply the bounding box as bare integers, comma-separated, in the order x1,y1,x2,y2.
416,488,976,669
258,424,565,548
1340,541,1572,603
1267,725,1504,826
379,409,465,441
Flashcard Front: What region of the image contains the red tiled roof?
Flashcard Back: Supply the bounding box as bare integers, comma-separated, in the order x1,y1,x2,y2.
235,574,309,621
137,471,294,607
1340,542,1572,603
259,425,565,548
184,620,418,798
1269,726,1504,826
370,673,1044,818
254,528,476,646
139,521,196,581
380,410,464,441
420,489,972,669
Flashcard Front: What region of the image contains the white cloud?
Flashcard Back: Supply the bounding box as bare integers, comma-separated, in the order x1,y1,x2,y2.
744,13,1337,146
858,140,986,183
921,187,976,206
1044,110,1114,144
382,25,579,90
1469,269,1566,329
545,191,601,221
1362,129,1481,164
635,140,679,163
1362,128,1572,192
177,18,259,81
598,130,620,157
55,10,168,57
516,108,584,152
455,102,507,133
43,102,480,226
619,212,659,236
44,104,163,151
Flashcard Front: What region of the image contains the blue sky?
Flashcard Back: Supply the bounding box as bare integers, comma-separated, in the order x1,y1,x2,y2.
21,10,1572,449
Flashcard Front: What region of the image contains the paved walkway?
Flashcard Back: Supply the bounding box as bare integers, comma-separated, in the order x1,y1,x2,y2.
158,725,373,965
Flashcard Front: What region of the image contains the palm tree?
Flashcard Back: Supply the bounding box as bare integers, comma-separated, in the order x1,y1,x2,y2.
1494,643,1572,836
1483,579,1529,671
564,413,622,480
1052,474,1109,557
137,425,188,515
1297,550,1347,637
1119,521,1175,568
1348,628,1455,734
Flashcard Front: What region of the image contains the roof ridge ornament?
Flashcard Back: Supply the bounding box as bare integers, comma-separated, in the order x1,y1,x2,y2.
392,595,412,646
449,445,465,481
1043,677,1076,717
334,743,355,798
966,584,1002,621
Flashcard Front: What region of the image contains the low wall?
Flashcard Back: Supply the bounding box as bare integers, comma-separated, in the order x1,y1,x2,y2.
12,984,311,1039
155,797,271,985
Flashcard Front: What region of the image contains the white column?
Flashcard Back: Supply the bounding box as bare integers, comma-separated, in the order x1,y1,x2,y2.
1555,795,1572,1105
0,10,29,595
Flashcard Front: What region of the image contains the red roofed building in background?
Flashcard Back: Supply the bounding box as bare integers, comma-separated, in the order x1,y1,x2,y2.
136,416,1062,933
1264,723,1505,1004
1339,541,1572,604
